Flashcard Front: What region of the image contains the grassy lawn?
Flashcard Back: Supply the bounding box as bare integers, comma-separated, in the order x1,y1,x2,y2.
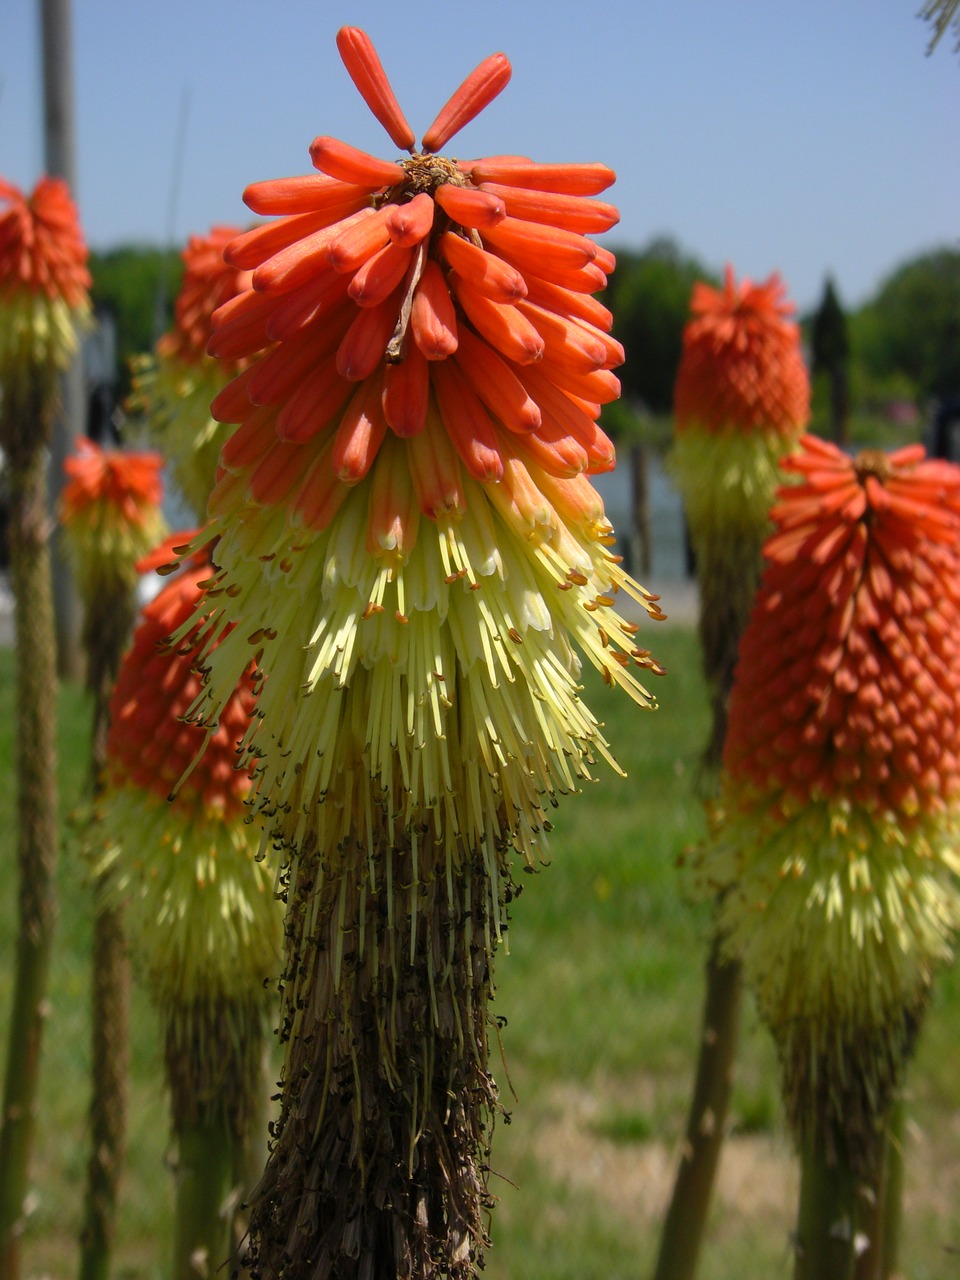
1,618,959,1279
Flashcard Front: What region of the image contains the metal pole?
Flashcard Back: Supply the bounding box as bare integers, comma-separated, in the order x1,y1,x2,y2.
40,0,85,679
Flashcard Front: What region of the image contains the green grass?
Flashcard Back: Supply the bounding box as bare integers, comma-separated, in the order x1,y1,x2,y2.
2,624,960,1279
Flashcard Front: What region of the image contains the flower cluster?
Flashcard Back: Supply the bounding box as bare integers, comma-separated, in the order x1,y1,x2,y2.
131,226,253,518
98,540,277,1007
703,435,960,1140
59,437,167,606
668,266,810,718
671,266,809,551
0,175,91,403
183,28,664,880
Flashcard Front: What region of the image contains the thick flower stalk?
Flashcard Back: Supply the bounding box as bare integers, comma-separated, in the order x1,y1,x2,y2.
655,267,809,1280
670,266,809,752
131,225,253,519
702,435,960,1276
96,539,281,1278
59,436,166,1280
177,28,663,1279
0,175,90,1280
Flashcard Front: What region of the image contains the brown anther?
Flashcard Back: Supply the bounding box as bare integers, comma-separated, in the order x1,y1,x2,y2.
855,449,892,484
396,610,409,624
598,627,610,648
362,601,384,620
507,627,522,643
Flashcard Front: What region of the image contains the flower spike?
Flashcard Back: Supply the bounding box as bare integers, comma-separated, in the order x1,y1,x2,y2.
175,29,662,1279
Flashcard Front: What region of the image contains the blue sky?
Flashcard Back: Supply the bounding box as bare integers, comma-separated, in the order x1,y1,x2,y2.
2,1,957,313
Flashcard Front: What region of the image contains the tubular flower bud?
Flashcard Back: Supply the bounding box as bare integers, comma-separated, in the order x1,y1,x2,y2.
130,225,256,518
60,437,167,607
0,175,91,417
701,435,960,1153
176,28,663,1277
668,266,810,712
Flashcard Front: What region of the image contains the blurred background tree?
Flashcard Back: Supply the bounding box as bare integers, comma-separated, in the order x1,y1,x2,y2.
810,276,850,445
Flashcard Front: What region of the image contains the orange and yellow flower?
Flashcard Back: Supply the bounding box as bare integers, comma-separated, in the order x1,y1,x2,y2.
668,266,810,702
60,437,167,605
174,30,664,1276
702,435,960,1139
182,30,663,876
671,266,809,543
132,226,252,518
0,175,91,402
97,546,277,1006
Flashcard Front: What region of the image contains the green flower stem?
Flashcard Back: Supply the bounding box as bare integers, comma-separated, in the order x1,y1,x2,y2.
653,936,742,1280
654,545,760,1280
878,1097,905,1280
78,889,130,1280
795,1127,886,1280
78,587,137,1280
0,414,60,1280
172,1118,236,1280
164,999,270,1280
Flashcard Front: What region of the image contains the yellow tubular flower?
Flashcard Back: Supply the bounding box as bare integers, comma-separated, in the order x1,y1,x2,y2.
177,28,664,1278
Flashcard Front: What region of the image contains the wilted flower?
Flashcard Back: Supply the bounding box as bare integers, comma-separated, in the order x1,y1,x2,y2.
703,435,960,1155
131,226,252,518
0,175,91,415
178,28,663,1277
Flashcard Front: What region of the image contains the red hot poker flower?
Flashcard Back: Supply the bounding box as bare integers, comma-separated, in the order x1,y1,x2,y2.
62,437,165,531
107,553,256,819
725,435,960,818
704,433,960,1162
157,225,253,371
0,175,90,306
133,225,254,518
0,175,91,406
674,265,809,438
60,437,167,609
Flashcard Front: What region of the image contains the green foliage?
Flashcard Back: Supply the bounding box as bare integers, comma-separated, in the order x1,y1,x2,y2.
607,238,718,414
89,245,183,399
850,247,960,402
